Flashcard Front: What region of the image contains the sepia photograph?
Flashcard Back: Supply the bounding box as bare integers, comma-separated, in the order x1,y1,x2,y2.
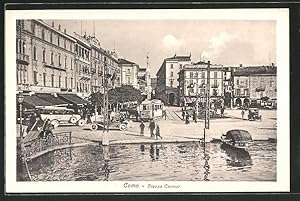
5,9,289,193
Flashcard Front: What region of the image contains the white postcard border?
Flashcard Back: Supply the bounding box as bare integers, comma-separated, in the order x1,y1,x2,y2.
5,8,290,193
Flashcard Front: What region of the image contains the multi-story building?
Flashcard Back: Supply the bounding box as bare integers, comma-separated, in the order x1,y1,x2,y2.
16,20,76,94
72,33,120,98
156,54,192,105
89,36,120,93
233,65,277,106
73,33,92,98
119,58,139,88
16,19,121,103
178,61,225,106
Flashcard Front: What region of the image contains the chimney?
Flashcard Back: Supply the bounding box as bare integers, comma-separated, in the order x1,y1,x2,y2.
64,28,66,34
58,24,61,30
240,64,243,67
52,21,54,27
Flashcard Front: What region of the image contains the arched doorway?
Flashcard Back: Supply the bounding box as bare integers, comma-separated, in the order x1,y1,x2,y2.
235,98,242,106
169,93,175,105
244,98,250,107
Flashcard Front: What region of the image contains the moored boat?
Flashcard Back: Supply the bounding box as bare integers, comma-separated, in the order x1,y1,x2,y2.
221,129,253,148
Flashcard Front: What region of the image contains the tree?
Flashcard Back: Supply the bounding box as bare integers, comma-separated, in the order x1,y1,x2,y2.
89,91,103,107
89,85,143,107
109,85,143,104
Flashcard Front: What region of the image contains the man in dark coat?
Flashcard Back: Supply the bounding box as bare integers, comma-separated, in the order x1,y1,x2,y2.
149,119,156,138
193,110,197,123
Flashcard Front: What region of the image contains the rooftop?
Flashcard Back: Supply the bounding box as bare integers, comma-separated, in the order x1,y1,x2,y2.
118,58,137,65
166,53,191,61
233,66,277,76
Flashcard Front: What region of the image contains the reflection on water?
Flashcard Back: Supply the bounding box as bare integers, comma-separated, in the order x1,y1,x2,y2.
149,144,160,161
220,143,252,167
102,145,110,181
203,143,210,181
25,141,276,181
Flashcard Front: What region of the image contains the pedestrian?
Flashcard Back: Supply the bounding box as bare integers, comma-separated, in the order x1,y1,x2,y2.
185,112,190,124
155,124,162,139
241,110,245,120
193,110,197,123
182,110,185,121
139,121,145,136
221,107,225,117
149,119,156,138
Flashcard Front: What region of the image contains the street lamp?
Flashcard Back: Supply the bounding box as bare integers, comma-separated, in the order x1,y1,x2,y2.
17,92,24,157
17,92,24,138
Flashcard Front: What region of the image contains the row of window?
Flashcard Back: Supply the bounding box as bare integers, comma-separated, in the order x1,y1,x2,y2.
188,72,219,79
33,71,74,88
75,44,90,61
32,46,73,69
77,82,90,93
186,88,219,95
236,79,275,87
31,22,73,52
185,79,219,86
16,40,26,54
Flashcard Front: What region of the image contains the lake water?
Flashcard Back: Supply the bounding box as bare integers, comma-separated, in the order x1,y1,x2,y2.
26,141,276,181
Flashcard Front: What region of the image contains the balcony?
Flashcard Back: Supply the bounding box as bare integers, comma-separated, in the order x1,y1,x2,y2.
16,53,29,65
44,63,66,71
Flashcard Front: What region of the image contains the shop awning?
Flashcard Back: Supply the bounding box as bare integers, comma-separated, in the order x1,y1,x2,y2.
35,93,69,106
22,95,53,108
57,94,89,105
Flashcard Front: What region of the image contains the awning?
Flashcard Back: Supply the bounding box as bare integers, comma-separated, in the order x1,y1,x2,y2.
22,95,53,108
35,93,69,106
57,94,89,105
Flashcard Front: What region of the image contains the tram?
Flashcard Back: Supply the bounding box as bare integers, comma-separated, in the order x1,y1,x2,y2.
139,99,164,121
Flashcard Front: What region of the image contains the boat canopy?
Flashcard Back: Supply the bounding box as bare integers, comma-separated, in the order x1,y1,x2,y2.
225,129,252,143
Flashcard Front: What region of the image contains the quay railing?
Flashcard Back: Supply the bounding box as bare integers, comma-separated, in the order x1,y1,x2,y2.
24,132,72,160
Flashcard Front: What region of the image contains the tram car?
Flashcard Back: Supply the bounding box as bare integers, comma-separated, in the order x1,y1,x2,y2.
139,99,164,121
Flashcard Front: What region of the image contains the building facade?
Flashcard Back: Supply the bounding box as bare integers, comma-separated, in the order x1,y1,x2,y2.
119,58,139,89
73,33,92,98
17,20,76,94
16,19,121,100
233,65,277,106
156,54,192,105
178,61,225,106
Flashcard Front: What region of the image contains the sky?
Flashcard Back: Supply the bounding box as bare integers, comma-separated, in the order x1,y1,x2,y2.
47,20,276,77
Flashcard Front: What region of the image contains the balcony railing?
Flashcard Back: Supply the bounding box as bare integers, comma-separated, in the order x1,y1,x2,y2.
17,53,29,65
44,63,66,71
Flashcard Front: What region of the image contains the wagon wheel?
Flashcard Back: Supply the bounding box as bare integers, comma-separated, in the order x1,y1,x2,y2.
77,119,86,127
69,116,77,124
91,124,98,131
119,124,127,131
50,120,59,128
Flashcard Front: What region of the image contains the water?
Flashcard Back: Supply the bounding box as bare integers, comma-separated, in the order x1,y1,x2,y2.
26,141,276,181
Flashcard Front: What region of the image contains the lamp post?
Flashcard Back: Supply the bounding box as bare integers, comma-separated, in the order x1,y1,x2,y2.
17,92,24,155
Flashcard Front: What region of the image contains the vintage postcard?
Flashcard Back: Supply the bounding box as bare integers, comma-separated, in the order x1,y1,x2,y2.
5,8,289,193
